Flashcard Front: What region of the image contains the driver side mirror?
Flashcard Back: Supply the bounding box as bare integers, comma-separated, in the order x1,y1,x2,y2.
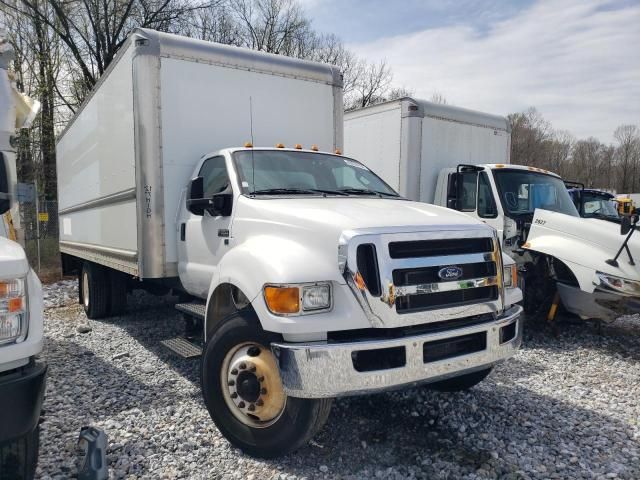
0,154,11,216
186,177,233,217
621,215,636,236
446,172,460,210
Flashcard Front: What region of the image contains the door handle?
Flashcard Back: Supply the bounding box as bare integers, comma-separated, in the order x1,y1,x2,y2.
180,223,186,241
218,229,230,238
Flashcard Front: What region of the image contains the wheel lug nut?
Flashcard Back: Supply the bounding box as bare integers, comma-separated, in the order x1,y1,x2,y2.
238,401,245,408
248,346,261,357
231,392,238,399
239,362,246,370
231,369,238,375
248,404,256,411
256,399,264,406
260,388,267,395
228,380,235,386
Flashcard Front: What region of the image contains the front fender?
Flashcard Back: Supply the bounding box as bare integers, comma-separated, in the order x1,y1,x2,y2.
526,210,640,293
207,235,370,337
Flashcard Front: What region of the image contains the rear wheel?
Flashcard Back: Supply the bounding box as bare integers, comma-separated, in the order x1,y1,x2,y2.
428,367,492,392
0,426,39,480
81,262,109,319
201,311,332,458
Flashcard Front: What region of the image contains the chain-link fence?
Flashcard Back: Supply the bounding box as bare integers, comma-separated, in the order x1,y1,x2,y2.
18,198,60,277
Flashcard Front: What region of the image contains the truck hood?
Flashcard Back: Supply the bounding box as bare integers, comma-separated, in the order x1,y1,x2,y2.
526,209,639,283
233,196,486,236
227,196,494,287
0,236,29,278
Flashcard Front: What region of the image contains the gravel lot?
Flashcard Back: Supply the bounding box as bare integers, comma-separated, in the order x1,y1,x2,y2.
37,280,639,480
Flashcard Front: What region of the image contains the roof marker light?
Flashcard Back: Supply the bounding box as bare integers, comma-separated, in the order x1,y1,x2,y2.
335,148,342,155
244,142,253,148
310,145,319,151
294,144,302,149
276,143,285,148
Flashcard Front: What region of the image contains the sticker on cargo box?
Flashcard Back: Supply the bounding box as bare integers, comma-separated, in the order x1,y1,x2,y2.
63,218,72,235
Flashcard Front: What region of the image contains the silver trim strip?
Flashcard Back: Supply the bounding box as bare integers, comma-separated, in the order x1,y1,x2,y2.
395,276,498,297
58,188,136,215
59,241,137,260
273,305,522,398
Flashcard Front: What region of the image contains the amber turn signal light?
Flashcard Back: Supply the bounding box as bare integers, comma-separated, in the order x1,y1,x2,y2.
264,286,299,314
8,297,23,313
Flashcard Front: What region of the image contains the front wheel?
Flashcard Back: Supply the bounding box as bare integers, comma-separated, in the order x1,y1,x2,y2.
201,312,332,458
428,367,492,392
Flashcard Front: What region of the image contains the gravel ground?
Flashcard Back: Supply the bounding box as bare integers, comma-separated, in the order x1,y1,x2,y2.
37,280,639,480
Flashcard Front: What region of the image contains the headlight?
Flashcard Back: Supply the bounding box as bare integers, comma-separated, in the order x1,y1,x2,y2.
503,264,518,288
596,272,640,296
0,278,27,344
264,282,332,315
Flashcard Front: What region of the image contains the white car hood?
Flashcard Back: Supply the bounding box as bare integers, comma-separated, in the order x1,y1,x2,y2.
527,209,639,282
233,196,489,237
0,236,29,278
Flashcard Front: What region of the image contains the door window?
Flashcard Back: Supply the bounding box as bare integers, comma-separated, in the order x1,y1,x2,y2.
199,156,230,197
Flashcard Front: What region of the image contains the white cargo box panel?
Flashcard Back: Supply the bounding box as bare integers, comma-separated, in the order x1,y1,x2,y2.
57,29,343,278
344,97,511,203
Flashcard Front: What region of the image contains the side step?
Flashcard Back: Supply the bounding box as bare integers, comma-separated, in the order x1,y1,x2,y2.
161,337,202,359
175,302,206,320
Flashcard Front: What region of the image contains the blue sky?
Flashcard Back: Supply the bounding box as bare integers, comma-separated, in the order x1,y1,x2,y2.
301,0,640,143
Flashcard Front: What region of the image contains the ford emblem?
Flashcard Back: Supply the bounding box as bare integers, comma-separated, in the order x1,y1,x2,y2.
438,266,463,281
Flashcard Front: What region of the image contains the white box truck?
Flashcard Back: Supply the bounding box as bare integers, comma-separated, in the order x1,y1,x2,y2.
0,43,46,480
57,31,523,457
345,97,640,322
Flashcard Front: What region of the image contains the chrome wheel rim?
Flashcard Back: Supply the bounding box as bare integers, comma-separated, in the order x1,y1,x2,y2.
220,342,286,428
82,271,89,308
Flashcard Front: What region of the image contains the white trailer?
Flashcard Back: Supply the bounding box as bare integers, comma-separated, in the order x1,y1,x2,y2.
344,97,511,203
57,28,343,280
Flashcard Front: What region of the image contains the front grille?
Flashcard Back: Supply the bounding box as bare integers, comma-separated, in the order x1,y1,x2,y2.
393,261,496,286
389,238,493,259
396,286,498,314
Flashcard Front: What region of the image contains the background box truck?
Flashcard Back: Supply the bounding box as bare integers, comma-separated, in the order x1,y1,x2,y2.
0,41,46,480
58,31,523,457
345,97,640,322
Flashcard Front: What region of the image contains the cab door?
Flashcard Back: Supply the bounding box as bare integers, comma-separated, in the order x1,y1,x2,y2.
177,155,233,298
448,169,503,235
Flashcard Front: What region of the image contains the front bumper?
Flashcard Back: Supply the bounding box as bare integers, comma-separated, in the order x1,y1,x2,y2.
271,305,522,398
557,283,640,321
0,360,47,443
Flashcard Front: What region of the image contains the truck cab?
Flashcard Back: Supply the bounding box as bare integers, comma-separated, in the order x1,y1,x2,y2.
0,43,45,480
434,164,640,321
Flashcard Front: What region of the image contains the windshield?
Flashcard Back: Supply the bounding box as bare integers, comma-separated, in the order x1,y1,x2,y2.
493,169,579,218
581,192,619,219
233,150,399,197
0,153,11,215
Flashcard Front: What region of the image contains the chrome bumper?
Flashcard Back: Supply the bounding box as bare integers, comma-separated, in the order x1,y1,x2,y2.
271,305,522,399
557,283,640,321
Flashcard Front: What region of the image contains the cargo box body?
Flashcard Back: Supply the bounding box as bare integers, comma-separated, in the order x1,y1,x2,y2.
343,98,510,203
57,29,343,279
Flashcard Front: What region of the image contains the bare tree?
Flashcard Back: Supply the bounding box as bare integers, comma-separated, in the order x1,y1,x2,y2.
430,92,447,104
614,125,640,193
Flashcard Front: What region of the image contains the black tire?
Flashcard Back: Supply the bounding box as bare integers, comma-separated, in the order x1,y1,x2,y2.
0,426,39,480
428,367,492,392
107,269,128,316
201,311,332,458
81,262,109,319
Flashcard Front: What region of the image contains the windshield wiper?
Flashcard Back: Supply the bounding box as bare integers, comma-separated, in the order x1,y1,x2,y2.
251,188,348,196
336,188,399,197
